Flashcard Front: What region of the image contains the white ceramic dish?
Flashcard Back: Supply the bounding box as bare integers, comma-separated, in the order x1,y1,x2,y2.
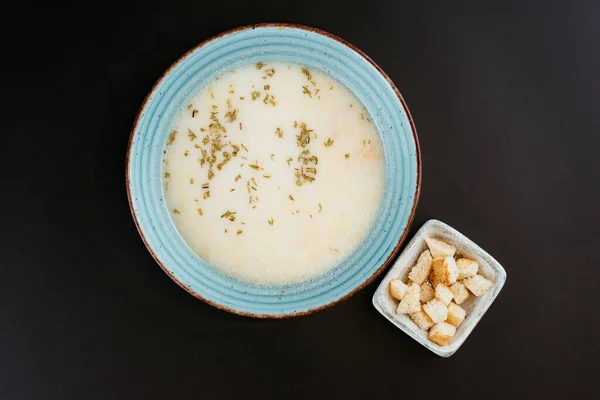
372,219,507,357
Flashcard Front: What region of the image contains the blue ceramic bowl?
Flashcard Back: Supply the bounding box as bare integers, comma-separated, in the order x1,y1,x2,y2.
127,24,421,318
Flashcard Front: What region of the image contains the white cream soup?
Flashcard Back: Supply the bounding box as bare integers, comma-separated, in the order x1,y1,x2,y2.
163,62,384,285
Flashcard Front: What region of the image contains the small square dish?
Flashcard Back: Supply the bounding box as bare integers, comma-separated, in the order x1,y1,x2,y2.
372,219,506,357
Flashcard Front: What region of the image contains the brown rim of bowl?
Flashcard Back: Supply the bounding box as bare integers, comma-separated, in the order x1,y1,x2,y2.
125,22,422,319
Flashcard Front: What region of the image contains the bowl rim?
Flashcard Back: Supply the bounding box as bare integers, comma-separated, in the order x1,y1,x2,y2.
125,22,422,318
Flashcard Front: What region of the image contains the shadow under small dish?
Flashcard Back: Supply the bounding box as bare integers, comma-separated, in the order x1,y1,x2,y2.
127,23,421,318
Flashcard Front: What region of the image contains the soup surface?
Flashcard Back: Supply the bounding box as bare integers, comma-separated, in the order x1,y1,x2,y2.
164,62,385,285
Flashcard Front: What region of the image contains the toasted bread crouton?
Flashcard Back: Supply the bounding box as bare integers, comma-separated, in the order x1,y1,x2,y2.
463,274,493,296
450,281,470,305
425,237,456,258
389,279,409,300
408,250,433,285
410,307,435,331
423,299,448,323
408,282,420,295
429,322,456,346
429,270,440,289
430,256,458,287
420,282,435,303
435,284,454,305
397,284,421,314
446,302,466,327
397,292,421,314
456,258,479,280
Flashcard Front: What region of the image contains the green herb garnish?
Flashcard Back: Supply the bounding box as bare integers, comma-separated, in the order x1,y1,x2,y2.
301,67,312,81
225,109,238,123
220,210,237,222
295,122,312,148
302,86,312,98
167,130,177,145
249,162,262,171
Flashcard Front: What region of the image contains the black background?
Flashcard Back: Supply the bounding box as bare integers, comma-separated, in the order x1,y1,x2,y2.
2,1,599,399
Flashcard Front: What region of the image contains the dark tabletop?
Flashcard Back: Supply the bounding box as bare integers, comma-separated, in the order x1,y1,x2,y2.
2,1,599,399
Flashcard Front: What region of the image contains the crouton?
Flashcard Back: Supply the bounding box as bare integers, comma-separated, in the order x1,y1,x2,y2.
446,302,466,327
410,307,435,331
435,284,454,305
456,258,479,280
425,237,456,258
397,284,421,314
463,274,493,296
429,322,456,346
430,256,458,287
449,281,470,305
423,299,448,323
408,282,420,295
408,250,433,285
389,279,409,300
420,282,435,303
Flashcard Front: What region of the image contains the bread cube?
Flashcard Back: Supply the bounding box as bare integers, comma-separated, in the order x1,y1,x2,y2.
410,307,435,331
435,284,454,305
446,302,466,327
449,281,470,305
429,322,456,346
456,258,479,280
389,279,409,300
430,256,458,287
463,274,493,296
425,237,456,258
408,250,433,285
408,282,420,295
420,282,435,303
397,284,421,314
423,299,448,323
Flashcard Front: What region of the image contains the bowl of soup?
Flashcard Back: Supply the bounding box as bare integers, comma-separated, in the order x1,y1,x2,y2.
127,23,421,317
